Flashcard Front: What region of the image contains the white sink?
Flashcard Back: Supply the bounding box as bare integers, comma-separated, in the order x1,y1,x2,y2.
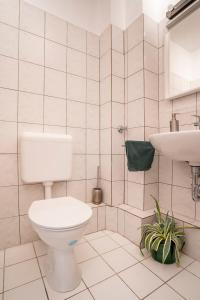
149,130,200,166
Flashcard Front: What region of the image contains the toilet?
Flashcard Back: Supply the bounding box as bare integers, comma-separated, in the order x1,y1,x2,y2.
20,132,92,292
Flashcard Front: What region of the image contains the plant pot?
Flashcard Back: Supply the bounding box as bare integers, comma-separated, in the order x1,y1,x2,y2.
151,243,176,264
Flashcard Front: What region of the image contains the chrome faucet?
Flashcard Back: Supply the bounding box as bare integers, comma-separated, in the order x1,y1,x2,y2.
192,115,200,129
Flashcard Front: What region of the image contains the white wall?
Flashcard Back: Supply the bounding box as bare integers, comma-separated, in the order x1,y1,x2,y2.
25,0,180,34
25,0,110,35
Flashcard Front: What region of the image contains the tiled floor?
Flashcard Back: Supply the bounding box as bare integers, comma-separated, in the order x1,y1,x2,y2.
0,230,199,299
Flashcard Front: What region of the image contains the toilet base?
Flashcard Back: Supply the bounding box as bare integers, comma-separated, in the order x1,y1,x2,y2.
45,246,81,292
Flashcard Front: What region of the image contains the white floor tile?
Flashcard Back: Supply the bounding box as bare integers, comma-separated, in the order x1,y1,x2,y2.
44,278,86,300
168,270,200,300
119,263,163,299
0,251,4,268
69,290,93,300
179,254,194,268
4,258,41,291
88,236,119,254
0,269,3,293
80,256,114,287
142,257,182,281
33,240,47,257
5,243,35,266
102,248,138,272
75,242,98,263
4,279,48,300
90,275,139,300
38,255,47,277
110,233,130,246
85,231,105,241
145,284,184,300
123,243,149,261
103,230,115,236
187,261,200,278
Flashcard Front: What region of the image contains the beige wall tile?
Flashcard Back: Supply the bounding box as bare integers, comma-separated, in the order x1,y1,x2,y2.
144,15,158,47
173,161,191,189
128,71,144,101
159,155,173,184
112,181,124,206
67,74,86,102
87,55,99,81
67,180,86,202
86,155,99,179
100,129,111,155
112,102,124,128
127,182,144,209
71,155,86,180
44,96,66,126
144,70,158,101
159,183,172,211
0,0,19,27
112,155,124,181
0,122,17,154
0,154,18,186
100,179,111,205
87,32,99,58
20,2,44,37
19,184,44,215
87,104,99,129
45,40,66,72
67,48,86,77
97,206,106,231
19,61,44,94
112,25,124,53
172,186,195,219
144,42,158,74
0,89,18,122
100,50,111,80
101,155,111,181
20,215,38,244
45,68,66,99
0,23,18,59
100,26,111,57
0,217,20,249
145,98,158,128
68,24,86,52
128,15,143,51
124,212,141,245
112,51,124,78
19,31,44,66
67,100,85,128
128,99,144,128
106,206,117,232
87,79,99,105
18,92,43,124
117,209,125,235
87,129,99,154
112,76,124,103
0,56,18,90
67,127,86,154
100,76,111,105
128,43,143,76
0,186,18,218
45,13,67,45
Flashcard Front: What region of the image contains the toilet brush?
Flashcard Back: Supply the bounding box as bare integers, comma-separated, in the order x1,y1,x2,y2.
92,166,103,205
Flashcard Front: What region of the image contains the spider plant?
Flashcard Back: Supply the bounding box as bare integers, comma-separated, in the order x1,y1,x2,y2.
140,197,188,265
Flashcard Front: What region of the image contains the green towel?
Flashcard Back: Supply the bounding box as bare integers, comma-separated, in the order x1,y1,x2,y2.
125,140,155,171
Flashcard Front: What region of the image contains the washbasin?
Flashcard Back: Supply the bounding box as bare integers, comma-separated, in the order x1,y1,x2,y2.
149,130,200,166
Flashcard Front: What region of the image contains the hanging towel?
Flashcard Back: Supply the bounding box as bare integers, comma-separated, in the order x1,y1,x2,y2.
125,140,155,171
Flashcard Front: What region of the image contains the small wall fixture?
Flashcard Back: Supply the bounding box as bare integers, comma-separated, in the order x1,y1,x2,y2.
117,125,127,133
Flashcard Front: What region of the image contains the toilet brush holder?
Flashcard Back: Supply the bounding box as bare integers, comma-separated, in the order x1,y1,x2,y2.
92,187,103,205
92,166,103,205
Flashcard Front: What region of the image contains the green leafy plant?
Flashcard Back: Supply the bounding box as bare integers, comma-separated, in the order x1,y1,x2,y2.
140,196,196,265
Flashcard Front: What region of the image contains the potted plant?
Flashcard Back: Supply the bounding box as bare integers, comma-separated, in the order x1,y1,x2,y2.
140,197,197,265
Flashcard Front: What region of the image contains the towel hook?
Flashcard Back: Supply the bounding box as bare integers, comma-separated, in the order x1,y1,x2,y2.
117,125,127,133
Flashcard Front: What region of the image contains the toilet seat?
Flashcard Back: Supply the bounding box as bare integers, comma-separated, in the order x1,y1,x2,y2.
29,196,92,230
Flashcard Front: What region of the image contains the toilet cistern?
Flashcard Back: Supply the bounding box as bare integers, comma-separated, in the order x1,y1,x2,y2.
20,132,92,292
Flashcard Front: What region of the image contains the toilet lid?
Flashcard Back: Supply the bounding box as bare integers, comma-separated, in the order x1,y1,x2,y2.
28,197,92,229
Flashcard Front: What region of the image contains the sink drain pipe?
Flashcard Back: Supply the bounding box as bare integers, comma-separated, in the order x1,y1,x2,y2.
191,166,200,201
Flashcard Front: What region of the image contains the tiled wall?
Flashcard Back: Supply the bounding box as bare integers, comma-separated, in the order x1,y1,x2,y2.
0,0,101,248
158,19,200,222
99,25,125,207
124,15,159,211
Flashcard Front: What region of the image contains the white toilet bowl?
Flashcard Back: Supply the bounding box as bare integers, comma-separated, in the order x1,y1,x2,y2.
28,196,92,292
